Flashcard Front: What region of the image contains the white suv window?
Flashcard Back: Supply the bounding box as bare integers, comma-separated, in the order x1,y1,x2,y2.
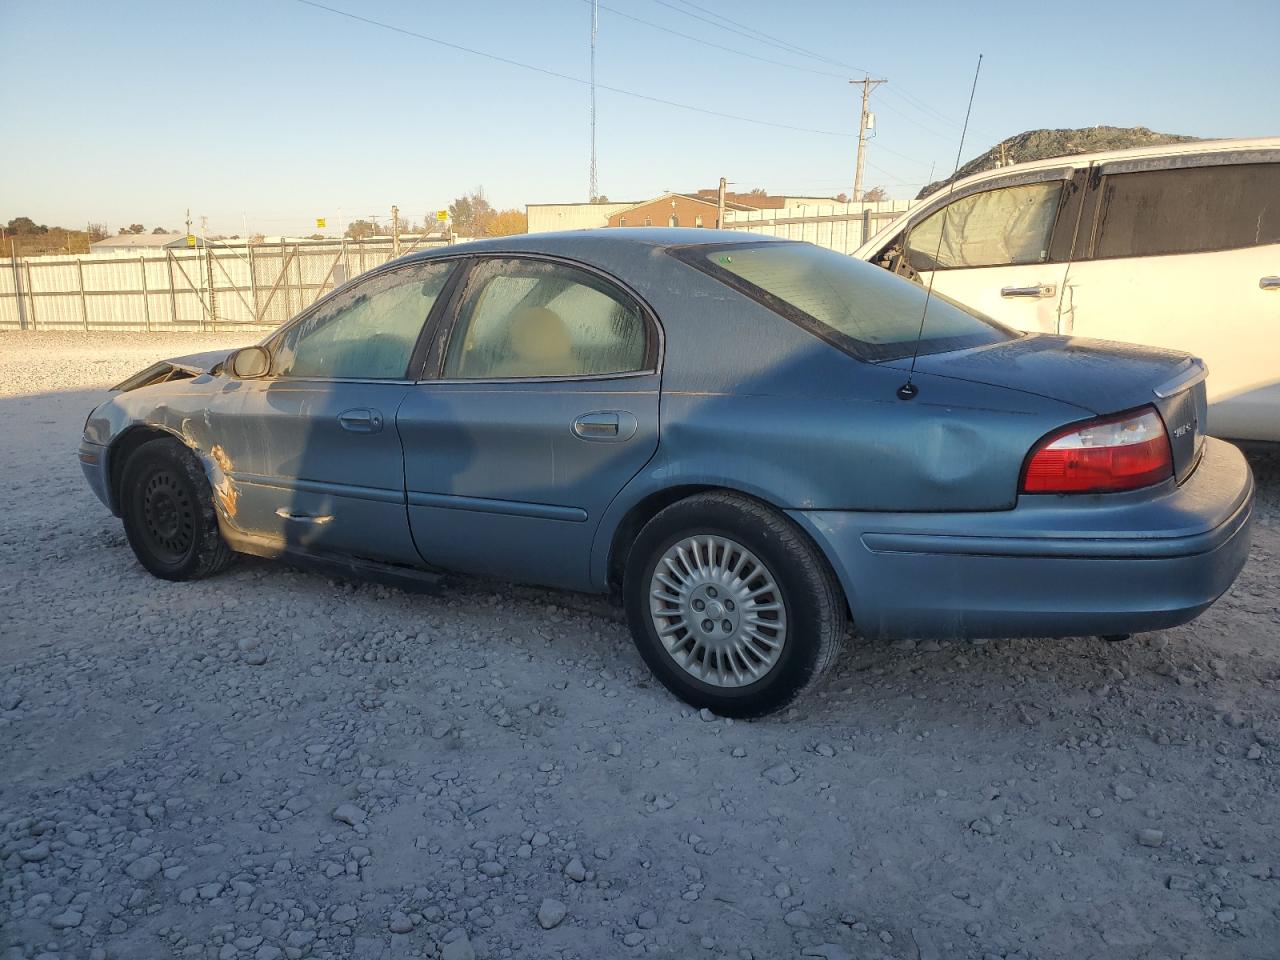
1091,162,1280,258
906,181,1062,270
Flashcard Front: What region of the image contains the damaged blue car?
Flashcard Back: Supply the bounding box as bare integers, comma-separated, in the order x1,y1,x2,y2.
80,229,1254,716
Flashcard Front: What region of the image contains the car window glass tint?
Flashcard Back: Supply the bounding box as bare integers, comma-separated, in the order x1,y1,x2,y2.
698,242,1013,361
1092,162,1280,259
273,261,453,379
906,181,1062,270
444,259,648,379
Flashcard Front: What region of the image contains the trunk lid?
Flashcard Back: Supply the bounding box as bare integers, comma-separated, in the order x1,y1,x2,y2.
885,333,1207,482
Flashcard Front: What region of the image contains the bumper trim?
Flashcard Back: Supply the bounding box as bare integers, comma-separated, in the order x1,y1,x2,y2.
861,488,1252,561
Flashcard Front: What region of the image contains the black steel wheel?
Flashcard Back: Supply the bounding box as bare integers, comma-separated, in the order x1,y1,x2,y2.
120,437,236,581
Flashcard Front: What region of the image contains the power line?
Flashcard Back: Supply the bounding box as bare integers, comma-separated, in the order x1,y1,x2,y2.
586,0,956,156
293,0,852,138
579,0,846,79
650,0,867,73
651,0,978,145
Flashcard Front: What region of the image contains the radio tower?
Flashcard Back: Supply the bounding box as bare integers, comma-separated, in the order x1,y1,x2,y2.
588,0,598,202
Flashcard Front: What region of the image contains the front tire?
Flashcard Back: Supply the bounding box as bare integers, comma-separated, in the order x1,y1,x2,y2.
623,492,846,717
120,437,236,581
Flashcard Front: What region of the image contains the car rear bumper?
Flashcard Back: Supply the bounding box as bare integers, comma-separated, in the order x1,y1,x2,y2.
79,439,113,511
789,438,1254,640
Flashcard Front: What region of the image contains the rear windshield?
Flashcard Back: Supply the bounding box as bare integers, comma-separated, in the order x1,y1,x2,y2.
677,241,1016,361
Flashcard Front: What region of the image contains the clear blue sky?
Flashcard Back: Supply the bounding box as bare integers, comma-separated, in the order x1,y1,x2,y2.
2,0,1276,236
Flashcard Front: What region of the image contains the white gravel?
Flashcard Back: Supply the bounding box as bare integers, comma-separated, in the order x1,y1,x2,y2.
2,331,1278,960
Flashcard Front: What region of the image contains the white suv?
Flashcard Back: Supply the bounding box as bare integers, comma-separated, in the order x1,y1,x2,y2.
855,137,1280,442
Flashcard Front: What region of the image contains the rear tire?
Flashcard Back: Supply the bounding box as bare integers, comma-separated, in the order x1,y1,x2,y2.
623,492,846,718
120,437,236,581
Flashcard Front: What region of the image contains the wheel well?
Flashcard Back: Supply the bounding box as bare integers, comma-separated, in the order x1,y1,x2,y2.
606,485,719,595
107,426,176,512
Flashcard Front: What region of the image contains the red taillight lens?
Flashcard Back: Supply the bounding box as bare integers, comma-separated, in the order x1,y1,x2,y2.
1021,407,1173,494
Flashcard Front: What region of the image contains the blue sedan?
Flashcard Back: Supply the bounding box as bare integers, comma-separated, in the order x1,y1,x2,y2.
80,229,1254,716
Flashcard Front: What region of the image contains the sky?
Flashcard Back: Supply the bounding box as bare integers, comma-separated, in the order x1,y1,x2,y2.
2,0,1277,237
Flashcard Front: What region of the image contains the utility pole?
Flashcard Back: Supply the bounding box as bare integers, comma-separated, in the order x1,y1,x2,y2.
850,75,887,201
391,205,401,257
588,0,598,202
716,177,727,229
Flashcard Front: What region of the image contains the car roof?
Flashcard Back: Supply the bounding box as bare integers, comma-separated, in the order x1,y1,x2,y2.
937,135,1280,195
400,227,782,263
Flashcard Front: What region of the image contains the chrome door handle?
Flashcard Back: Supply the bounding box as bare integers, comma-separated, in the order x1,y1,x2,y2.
1261,276,1280,291
274,508,334,524
1001,284,1056,299
337,408,383,433
573,411,638,442
573,412,619,437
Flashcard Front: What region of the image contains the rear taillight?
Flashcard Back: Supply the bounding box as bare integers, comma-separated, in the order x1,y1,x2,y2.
1021,406,1172,494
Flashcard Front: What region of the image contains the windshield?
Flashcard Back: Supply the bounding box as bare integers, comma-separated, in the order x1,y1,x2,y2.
679,241,1016,361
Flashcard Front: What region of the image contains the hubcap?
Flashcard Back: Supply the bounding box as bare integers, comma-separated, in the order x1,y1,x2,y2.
140,469,196,562
648,535,787,688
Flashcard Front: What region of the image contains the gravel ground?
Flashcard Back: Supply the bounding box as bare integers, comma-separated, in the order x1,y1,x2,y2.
2,331,1278,960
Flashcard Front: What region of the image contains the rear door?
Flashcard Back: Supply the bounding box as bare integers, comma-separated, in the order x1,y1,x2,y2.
1060,151,1280,441
890,169,1076,333
398,255,662,591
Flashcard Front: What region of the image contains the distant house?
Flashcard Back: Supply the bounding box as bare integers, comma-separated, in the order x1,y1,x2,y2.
690,189,840,210
606,193,757,230
526,201,641,234
90,233,204,253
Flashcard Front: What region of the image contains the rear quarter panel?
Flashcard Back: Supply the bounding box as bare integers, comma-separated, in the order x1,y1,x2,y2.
587,252,1092,588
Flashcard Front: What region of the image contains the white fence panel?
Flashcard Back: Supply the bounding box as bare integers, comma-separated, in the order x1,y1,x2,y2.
720,199,916,254
0,238,449,333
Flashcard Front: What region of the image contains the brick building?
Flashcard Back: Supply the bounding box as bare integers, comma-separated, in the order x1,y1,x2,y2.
605,193,756,230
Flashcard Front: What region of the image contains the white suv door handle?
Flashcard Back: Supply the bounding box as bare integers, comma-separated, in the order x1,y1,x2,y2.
1260,276,1280,291
1001,284,1057,299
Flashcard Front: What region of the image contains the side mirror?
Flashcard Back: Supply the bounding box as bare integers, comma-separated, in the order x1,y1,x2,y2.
230,345,271,379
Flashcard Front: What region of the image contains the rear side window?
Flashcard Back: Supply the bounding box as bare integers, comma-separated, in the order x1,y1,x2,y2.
905,181,1063,270
680,241,1015,362
443,258,651,379
1091,162,1280,258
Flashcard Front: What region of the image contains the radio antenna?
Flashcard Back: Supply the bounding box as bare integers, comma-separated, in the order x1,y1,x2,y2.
897,53,984,401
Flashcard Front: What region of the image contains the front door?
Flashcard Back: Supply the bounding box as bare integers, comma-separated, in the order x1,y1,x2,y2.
893,173,1074,334
212,258,456,562
398,255,661,590
1058,156,1280,441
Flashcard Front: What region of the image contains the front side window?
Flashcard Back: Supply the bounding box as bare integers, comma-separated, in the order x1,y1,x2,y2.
683,241,1014,361
1091,162,1280,259
443,258,650,379
272,261,454,379
905,181,1063,271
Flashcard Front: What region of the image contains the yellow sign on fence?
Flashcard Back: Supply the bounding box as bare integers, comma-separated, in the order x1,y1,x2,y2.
315,218,326,229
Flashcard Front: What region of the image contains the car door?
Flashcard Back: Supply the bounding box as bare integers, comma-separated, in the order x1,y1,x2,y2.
398,255,661,591
885,170,1075,334
211,258,457,562
1058,152,1280,441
